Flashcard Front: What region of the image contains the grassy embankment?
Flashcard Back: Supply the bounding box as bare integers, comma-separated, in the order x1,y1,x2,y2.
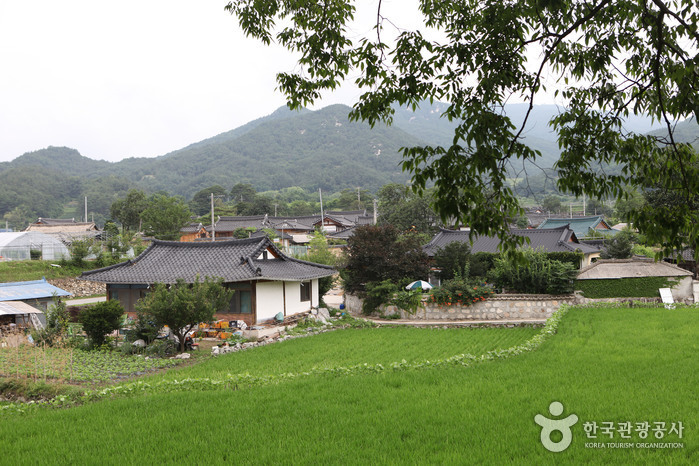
0,260,100,283
0,306,697,464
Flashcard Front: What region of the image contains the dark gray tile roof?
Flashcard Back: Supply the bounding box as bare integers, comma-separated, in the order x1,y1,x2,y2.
269,219,315,231
80,237,334,285
328,226,357,239
249,228,293,241
423,227,600,257
210,212,369,234
180,222,204,234
207,215,268,233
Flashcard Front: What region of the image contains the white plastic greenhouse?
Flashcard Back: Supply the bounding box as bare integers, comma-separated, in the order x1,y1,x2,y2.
0,232,70,261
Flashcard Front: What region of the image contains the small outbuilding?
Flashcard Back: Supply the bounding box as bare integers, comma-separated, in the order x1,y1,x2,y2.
0,301,46,329
0,278,72,311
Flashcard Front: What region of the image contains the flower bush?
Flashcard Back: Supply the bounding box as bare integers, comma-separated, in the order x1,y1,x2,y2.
428,274,495,306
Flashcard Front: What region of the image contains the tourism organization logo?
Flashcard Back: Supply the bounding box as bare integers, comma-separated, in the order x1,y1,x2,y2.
535,401,686,453
534,401,578,452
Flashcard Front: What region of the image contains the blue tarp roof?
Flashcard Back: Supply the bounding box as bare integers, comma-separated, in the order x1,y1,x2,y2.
0,278,71,302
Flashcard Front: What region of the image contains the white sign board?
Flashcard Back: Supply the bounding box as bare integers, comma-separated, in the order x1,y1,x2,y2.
659,288,675,309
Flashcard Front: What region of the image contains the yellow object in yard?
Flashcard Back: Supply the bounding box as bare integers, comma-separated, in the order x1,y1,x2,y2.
219,321,229,329
218,332,232,339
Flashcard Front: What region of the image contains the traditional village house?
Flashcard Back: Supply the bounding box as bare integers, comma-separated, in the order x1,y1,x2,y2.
80,236,335,326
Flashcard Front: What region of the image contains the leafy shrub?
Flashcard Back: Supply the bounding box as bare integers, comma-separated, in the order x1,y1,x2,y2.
136,277,234,352
470,252,499,279
78,300,125,347
544,251,584,268
29,249,42,260
363,280,399,315
434,241,471,281
488,248,577,294
31,297,70,347
391,289,423,314
144,339,178,357
631,244,656,258
124,313,160,344
69,239,94,267
601,229,636,259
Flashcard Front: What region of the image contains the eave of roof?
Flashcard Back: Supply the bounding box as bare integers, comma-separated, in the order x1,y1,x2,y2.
80,237,334,285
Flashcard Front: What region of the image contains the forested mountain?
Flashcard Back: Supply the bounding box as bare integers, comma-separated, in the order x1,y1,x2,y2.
0,102,692,229
391,101,664,170
108,104,419,197
648,117,699,148
0,146,110,178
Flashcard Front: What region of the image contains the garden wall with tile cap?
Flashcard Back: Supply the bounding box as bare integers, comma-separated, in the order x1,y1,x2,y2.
345,293,579,320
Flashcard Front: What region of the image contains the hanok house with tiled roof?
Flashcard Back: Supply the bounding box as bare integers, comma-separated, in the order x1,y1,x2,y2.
180,222,208,242
423,226,600,284
80,236,335,326
537,215,617,240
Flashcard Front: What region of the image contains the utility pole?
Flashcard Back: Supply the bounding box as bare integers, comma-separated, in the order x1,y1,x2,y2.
274,204,278,217
357,187,361,208
373,199,378,224
211,193,215,242
84,197,88,223
319,188,324,230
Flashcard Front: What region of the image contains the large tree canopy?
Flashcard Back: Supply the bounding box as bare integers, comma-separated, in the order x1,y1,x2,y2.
226,0,699,256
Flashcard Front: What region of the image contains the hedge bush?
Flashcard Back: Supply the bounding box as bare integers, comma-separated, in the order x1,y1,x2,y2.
576,277,680,298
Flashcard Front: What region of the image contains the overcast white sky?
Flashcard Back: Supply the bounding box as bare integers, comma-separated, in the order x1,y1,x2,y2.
1,1,422,163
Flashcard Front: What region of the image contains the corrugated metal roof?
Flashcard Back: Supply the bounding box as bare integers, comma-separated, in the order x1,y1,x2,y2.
0,301,44,315
81,237,335,285
0,278,71,301
577,259,693,279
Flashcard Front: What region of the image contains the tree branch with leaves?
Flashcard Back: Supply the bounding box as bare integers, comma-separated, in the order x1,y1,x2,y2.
226,0,699,256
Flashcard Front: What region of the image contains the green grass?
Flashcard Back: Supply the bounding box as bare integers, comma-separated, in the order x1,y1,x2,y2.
0,306,697,464
154,325,540,381
0,260,99,282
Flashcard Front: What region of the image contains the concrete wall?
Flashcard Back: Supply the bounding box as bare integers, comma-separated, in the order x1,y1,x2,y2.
345,293,578,321
672,276,694,302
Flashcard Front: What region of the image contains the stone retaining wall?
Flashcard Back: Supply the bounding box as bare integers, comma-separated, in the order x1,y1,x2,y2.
48,278,106,297
345,293,578,320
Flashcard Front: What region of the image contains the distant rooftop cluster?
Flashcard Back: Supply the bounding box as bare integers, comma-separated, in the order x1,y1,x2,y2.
180,210,374,245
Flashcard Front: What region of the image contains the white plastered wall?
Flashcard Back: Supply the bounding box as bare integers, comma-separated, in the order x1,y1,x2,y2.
254,279,319,323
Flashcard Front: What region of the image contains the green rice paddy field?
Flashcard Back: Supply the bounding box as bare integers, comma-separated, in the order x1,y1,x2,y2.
0,306,697,465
